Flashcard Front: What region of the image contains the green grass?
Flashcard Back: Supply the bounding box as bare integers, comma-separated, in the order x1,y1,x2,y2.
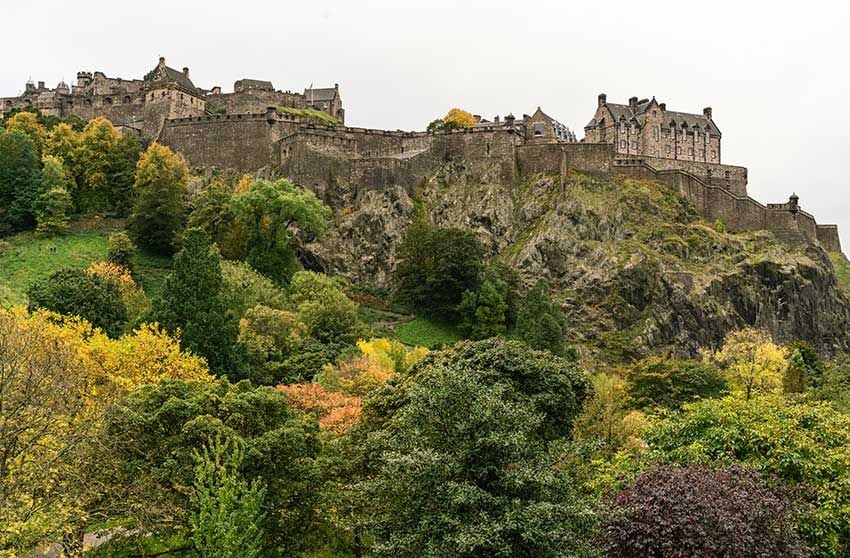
276,106,341,125
829,251,850,295
0,224,171,307
394,316,462,348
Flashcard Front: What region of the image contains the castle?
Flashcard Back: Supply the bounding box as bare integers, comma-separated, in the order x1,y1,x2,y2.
0,57,344,137
0,58,841,253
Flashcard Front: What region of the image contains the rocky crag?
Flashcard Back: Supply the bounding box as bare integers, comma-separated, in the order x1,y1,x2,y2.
305,168,850,360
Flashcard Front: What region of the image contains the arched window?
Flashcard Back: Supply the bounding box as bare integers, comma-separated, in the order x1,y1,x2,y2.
124,96,131,104
4,100,12,108
104,97,113,106
84,99,92,107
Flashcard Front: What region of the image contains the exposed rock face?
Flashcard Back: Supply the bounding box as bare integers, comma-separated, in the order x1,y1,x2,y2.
307,171,850,359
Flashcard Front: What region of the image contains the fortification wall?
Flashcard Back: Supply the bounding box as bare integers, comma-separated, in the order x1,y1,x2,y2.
160,113,298,170
206,90,304,115
628,155,748,196
516,142,615,177
817,225,842,253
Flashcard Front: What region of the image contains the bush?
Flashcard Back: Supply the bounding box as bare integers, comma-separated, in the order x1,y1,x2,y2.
106,231,138,274
0,129,42,233
27,268,128,337
603,464,807,558
515,278,567,355
290,271,362,344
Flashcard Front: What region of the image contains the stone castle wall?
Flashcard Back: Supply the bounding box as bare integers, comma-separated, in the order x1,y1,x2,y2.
153,114,842,254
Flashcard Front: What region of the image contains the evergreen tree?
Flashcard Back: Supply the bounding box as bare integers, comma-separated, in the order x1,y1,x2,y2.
128,143,188,255
108,134,143,216
150,228,242,375
458,278,508,339
33,156,73,236
516,278,567,355
0,129,42,233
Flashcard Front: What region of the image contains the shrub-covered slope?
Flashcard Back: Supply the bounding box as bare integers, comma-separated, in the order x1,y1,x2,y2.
309,172,850,359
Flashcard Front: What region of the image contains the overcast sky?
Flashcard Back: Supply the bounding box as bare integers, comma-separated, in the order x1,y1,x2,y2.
3,0,849,249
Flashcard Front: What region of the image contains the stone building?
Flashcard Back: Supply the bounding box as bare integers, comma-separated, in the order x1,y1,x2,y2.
583,94,721,164
474,107,577,142
0,56,344,134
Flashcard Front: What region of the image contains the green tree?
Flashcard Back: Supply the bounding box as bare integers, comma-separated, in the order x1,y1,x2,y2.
27,268,128,337
220,260,289,319
457,277,507,339
230,179,332,284
106,231,138,275
238,305,306,385
191,436,266,558
647,396,850,557
290,271,362,344
188,180,246,260
128,143,189,255
108,133,143,216
625,356,728,410
73,117,120,213
4,111,47,156
33,155,73,236
358,339,596,557
100,378,322,557
714,328,787,401
393,223,484,318
515,278,567,355
0,129,42,233
150,228,242,376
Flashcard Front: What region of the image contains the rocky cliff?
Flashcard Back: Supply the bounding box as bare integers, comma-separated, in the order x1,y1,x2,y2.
306,169,850,360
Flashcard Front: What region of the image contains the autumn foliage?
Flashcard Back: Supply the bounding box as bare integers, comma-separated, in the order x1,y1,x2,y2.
278,383,362,435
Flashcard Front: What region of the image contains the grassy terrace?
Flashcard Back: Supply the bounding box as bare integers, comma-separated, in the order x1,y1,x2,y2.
0,222,171,307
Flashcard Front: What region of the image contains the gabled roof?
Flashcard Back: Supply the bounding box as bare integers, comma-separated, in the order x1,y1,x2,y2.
144,59,199,95
597,97,721,136
304,87,337,102
664,110,720,135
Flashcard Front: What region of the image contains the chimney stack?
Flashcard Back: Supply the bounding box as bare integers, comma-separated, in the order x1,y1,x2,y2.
659,102,666,111
494,115,500,124
183,67,190,79
703,107,713,120
629,96,638,111
159,56,166,66
598,93,607,107
37,81,45,90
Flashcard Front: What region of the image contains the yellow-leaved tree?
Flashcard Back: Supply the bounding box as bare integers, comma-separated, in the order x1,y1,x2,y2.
443,107,476,129
5,111,48,156
317,338,428,396
713,328,787,401
87,261,150,325
0,306,211,552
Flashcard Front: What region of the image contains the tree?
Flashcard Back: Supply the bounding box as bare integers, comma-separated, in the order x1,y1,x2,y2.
190,436,266,558
714,328,787,400
128,143,189,255
27,268,128,337
0,308,99,552
515,278,568,355
230,178,332,284
574,372,647,458
107,133,143,216
4,111,47,156
238,304,306,385
646,396,850,557
101,378,322,557
87,261,149,326
442,107,476,129
624,356,728,410
357,338,596,557
393,223,484,318
602,465,807,558
457,277,508,339
33,155,73,236
290,271,362,344
44,122,81,170
150,228,242,376
0,129,42,233
220,260,288,319
278,383,362,436
74,117,121,213
106,231,138,274
188,180,246,260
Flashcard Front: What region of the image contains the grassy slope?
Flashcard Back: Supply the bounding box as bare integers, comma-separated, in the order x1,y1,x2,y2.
0,224,171,307
394,316,462,348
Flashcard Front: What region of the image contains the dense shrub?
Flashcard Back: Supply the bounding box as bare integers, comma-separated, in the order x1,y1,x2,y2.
27,268,127,337
515,278,568,355
603,465,807,558
106,231,138,274
625,356,728,410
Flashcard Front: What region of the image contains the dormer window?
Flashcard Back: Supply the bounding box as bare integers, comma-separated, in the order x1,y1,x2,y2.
532,122,545,137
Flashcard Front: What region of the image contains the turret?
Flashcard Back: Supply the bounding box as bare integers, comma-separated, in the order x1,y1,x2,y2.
76,71,93,87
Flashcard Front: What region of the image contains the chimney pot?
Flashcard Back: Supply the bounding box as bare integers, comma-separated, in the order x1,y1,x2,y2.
703,107,713,119
598,93,607,107
183,67,189,78
659,102,666,111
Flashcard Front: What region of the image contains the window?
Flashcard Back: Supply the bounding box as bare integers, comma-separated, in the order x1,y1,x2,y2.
104,97,113,106
123,96,131,103
652,126,659,141
699,149,705,158
711,150,717,160
619,140,627,149
665,145,671,154
631,141,638,149
620,122,626,133
533,122,545,136
676,146,682,155
688,147,694,156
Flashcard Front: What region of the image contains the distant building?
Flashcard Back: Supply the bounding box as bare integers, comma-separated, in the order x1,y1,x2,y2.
583,94,721,163
474,107,577,142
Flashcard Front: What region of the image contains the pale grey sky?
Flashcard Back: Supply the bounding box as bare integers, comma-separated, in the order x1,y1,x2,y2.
3,0,849,248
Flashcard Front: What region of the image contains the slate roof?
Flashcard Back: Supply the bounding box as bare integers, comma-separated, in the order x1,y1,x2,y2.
144,63,199,95
304,87,337,102
598,99,720,136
